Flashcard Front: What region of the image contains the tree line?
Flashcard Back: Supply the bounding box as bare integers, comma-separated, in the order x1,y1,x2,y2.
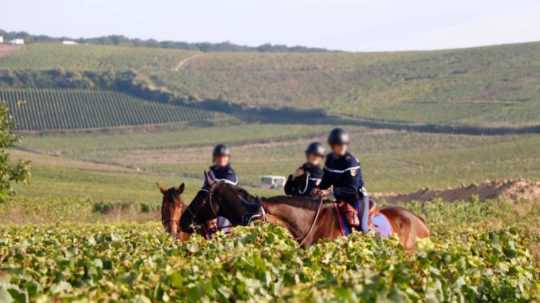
0,29,331,53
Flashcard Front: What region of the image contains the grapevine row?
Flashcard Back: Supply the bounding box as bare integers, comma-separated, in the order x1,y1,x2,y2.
0,89,218,130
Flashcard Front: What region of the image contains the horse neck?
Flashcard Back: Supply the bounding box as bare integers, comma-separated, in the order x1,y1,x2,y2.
261,201,311,237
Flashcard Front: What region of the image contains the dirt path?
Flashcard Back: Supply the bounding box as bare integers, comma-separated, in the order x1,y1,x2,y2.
374,179,540,203
174,53,203,71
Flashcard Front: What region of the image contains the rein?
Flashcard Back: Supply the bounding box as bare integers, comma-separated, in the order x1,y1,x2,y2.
191,187,219,219
182,186,219,238
298,196,324,247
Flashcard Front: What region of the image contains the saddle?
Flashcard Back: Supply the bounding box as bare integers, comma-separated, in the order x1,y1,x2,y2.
335,199,392,237
236,195,263,225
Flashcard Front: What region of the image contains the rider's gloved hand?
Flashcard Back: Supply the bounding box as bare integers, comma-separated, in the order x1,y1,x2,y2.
293,168,305,178
313,188,331,198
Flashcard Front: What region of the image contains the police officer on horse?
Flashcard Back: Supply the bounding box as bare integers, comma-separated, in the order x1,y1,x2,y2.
317,128,369,232
284,142,325,196
203,144,238,233
205,144,238,188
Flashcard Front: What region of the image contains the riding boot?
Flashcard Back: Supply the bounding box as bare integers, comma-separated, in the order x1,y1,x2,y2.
355,197,370,233
339,202,359,227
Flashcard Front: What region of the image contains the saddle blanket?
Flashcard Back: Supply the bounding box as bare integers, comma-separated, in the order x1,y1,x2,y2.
335,204,393,238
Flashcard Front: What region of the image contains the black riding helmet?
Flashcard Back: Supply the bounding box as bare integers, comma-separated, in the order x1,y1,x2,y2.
305,142,325,157
212,144,231,158
327,128,350,146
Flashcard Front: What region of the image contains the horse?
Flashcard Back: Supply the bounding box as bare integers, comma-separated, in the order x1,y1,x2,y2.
179,173,430,250
158,182,189,239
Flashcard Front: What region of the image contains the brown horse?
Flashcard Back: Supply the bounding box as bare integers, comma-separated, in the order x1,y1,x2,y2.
158,183,188,239
179,175,430,249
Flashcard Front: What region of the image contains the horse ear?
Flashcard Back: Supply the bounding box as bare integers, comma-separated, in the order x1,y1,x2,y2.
157,182,166,195
177,183,185,194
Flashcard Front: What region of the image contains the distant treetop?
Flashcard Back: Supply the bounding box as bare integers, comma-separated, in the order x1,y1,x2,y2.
0,29,332,53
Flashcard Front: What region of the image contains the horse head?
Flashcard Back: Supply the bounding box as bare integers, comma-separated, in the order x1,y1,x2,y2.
158,182,186,238
179,171,221,233
180,173,257,233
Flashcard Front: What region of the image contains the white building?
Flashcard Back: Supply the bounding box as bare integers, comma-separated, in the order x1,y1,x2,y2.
0,36,4,44
9,39,24,45
62,40,78,45
260,175,287,189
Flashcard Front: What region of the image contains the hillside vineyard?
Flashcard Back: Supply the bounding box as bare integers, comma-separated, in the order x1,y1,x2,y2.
0,89,221,130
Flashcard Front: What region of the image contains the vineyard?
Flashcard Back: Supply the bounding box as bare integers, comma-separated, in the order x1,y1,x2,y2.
2,42,540,128
0,200,539,302
0,89,225,131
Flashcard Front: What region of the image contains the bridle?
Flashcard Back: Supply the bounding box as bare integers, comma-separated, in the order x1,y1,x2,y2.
162,190,184,233
184,182,268,236
187,186,219,220
182,183,221,237
298,196,324,247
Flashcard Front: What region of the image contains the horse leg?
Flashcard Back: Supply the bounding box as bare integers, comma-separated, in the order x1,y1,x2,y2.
176,231,191,242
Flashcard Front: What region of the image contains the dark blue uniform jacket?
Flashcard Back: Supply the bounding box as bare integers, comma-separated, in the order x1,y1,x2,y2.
319,152,364,204
204,164,238,189
284,162,323,196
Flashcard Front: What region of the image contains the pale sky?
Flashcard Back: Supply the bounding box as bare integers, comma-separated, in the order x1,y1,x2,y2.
2,0,540,51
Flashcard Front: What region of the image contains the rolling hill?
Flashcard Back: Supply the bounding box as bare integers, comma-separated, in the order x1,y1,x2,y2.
0,41,539,130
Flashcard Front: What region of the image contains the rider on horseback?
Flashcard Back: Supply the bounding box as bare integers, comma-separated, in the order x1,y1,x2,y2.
284,142,325,197
203,144,237,233
317,128,369,233
205,144,238,187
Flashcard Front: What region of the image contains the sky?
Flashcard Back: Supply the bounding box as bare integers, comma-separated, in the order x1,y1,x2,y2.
2,0,540,52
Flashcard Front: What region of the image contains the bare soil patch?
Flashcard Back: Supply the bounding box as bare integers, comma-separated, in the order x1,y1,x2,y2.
376,179,540,203
0,45,19,58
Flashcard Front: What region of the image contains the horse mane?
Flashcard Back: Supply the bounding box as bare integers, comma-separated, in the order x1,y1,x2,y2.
214,182,331,210
263,195,332,210
215,182,256,201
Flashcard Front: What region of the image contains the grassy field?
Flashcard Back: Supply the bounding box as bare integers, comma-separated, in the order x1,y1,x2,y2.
145,131,540,191
13,125,540,195
6,123,538,226
2,42,540,128
17,123,332,154
0,43,197,72
163,43,540,127
4,144,280,224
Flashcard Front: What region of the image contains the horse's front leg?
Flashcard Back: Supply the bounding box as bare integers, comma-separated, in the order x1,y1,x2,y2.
176,231,191,242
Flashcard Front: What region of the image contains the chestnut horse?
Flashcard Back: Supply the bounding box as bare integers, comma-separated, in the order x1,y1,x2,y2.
180,175,430,249
158,183,187,238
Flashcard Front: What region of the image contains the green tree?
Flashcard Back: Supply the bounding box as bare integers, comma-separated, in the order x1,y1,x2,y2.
0,105,30,202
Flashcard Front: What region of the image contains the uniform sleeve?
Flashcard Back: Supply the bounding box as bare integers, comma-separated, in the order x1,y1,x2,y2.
226,168,239,185
310,167,323,180
202,171,209,189
284,175,295,195
306,168,322,191
319,167,332,190
334,157,364,200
